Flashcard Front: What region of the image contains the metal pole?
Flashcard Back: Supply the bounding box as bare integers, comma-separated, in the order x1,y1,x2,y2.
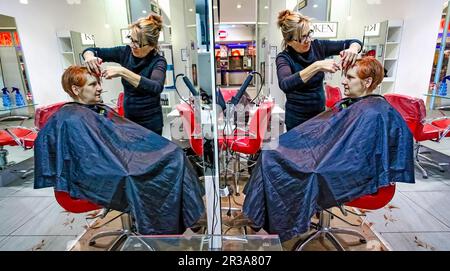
430,1,450,110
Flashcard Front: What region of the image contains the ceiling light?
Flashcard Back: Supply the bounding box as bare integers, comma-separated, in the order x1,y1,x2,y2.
142,10,147,14
19,0,28,4
313,4,318,8
346,15,352,21
237,4,242,9
264,6,268,9
213,5,217,9
189,8,193,12
104,23,111,29
232,25,236,27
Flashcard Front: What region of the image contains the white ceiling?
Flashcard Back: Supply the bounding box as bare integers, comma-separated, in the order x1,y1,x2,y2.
214,0,257,23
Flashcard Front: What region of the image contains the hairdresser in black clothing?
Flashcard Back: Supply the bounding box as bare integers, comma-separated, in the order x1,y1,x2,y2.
276,10,362,131
82,14,167,135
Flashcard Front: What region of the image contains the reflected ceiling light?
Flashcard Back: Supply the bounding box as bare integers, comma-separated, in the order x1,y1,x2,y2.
142,10,147,14
189,8,193,12
104,23,110,29
346,15,352,21
313,4,318,8
232,25,236,27
237,4,242,9
19,0,28,4
264,6,268,9
213,5,217,9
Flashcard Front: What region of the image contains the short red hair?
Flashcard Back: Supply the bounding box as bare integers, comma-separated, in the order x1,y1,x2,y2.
355,57,384,91
61,65,97,99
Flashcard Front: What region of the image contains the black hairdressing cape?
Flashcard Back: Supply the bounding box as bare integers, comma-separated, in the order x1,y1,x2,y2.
243,95,415,242
34,103,204,235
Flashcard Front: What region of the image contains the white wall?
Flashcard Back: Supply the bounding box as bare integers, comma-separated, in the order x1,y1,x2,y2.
0,0,128,107
330,0,445,100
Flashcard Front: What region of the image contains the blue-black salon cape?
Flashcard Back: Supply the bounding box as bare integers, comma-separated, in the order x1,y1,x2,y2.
34,103,205,235
243,95,414,242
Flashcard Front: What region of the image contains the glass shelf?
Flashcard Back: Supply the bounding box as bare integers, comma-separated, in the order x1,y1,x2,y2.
120,235,283,251
0,104,36,116
424,94,450,100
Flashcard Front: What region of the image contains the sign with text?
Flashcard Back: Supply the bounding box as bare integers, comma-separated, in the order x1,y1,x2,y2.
364,23,381,37
312,22,338,39
81,33,95,45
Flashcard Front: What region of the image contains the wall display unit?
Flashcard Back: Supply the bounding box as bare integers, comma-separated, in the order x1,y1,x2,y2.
363,20,403,94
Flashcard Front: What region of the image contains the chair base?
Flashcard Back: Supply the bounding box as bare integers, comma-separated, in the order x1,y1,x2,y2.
415,144,447,179
89,229,133,251
88,213,134,251
292,211,366,251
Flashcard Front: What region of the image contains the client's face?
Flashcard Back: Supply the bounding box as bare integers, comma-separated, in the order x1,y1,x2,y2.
342,66,371,98
75,75,103,104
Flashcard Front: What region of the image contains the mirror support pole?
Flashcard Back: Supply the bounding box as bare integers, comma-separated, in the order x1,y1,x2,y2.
204,0,222,250
430,0,450,110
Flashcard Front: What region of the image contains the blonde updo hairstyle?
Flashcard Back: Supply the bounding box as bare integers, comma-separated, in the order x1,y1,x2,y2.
277,9,311,49
129,14,163,48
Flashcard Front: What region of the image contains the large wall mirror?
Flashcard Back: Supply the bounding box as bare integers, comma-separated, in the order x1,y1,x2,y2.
0,14,33,117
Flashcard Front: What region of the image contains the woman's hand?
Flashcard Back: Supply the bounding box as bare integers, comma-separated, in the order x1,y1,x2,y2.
102,66,125,79
315,59,340,73
339,48,359,71
84,56,103,76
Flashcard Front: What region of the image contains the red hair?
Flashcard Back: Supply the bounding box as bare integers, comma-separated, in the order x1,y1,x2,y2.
61,65,97,99
355,57,384,91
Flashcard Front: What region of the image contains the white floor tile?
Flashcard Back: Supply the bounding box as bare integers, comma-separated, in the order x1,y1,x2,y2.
0,197,53,235
12,201,91,236
364,192,450,233
397,177,450,192
402,191,450,228
0,235,78,251
380,232,450,251
0,186,21,197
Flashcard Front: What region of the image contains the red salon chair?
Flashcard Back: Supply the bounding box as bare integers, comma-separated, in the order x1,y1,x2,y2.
36,102,133,250
225,101,274,195
0,116,37,177
325,84,342,109
293,184,396,251
384,94,449,178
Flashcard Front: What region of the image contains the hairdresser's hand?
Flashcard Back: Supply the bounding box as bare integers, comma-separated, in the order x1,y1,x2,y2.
102,66,125,79
315,59,340,73
339,48,359,71
84,56,103,76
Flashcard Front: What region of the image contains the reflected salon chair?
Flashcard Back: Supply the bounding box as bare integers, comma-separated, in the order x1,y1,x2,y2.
293,184,396,251
384,94,449,178
224,101,273,195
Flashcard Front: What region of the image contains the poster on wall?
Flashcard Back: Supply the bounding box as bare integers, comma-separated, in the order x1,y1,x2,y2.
81,33,95,46
121,29,131,45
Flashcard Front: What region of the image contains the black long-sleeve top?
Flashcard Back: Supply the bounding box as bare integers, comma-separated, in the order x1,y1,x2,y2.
276,39,362,130
83,46,167,133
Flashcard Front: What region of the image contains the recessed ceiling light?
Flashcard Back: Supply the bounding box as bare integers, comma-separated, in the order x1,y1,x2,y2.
189,8,193,12
104,24,111,29
346,15,352,21
232,25,236,27
142,10,147,14
264,6,268,9
313,4,318,8
237,4,242,9
20,0,28,4
213,5,217,9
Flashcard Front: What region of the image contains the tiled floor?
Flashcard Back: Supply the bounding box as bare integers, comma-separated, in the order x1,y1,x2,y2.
1,113,450,251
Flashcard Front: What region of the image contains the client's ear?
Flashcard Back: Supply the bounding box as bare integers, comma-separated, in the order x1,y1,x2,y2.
365,77,373,89
71,85,80,96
